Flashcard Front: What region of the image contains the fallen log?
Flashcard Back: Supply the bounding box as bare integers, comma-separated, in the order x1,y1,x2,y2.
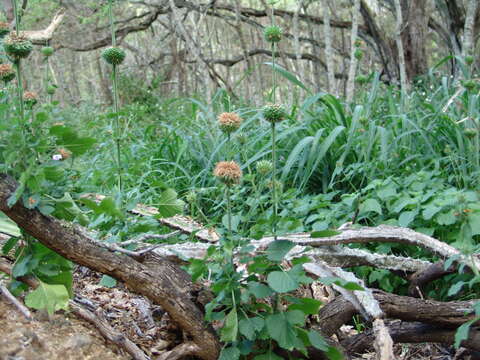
0,174,220,360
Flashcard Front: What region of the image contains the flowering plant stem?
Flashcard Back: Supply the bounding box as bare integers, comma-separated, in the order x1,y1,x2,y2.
270,8,278,241
108,0,123,193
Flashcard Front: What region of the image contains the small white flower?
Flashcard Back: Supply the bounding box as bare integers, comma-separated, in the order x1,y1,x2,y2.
52,154,62,161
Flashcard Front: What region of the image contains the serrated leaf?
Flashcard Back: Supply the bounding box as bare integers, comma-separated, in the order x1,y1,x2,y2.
308,330,329,351
25,281,69,316
398,210,418,227
248,282,273,298
288,298,322,315
266,312,301,350
219,346,240,360
267,271,299,293
239,317,264,340
266,240,295,261
155,189,184,217
221,308,238,342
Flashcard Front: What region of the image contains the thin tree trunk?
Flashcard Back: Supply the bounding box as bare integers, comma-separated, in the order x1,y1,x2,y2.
462,0,479,58
323,0,336,95
394,0,408,93
346,0,361,104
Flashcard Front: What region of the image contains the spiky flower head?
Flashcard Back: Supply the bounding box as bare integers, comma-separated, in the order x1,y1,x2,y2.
47,84,57,95
58,148,72,160
185,191,197,203
355,75,368,85
218,112,242,134
214,161,242,186
3,33,33,59
102,46,126,65
0,64,15,83
462,80,477,91
464,128,477,139
0,22,10,38
256,160,273,176
23,91,38,107
264,25,282,43
262,103,287,123
41,46,54,57
236,133,247,145
465,56,474,66
354,49,363,60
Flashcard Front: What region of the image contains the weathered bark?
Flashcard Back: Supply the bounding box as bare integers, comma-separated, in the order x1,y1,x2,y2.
462,0,479,58
394,0,408,92
323,0,337,95
401,0,429,81
0,174,220,360
346,0,361,103
343,321,480,354
408,261,456,297
318,290,477,337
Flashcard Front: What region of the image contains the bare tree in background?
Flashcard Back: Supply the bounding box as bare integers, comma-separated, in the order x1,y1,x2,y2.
323,0,336,95
462,0,479,58
394,0,408,93
346,0,361,104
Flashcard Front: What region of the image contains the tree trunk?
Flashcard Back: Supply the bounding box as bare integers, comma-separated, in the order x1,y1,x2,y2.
0,174,220,360
401,0,429,82
323,0,337,95
462,0,479,58
346,0,361,103
394,0,408,92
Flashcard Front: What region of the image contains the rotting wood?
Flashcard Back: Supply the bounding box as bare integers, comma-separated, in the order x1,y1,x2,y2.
0,174,220,360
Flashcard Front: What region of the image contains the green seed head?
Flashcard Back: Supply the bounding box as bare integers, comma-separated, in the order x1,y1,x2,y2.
185,191,197,203
354,49,363,60
262,103,287,123
0,63,15,83
264,26,282,43
355,75,368,85
236,133,247,145
47,84,57,95
41,46,54,57
3,33,33,59
464,128,477,138
102,46,126,65
465,56,474,66
0,22,10,38
256,160,273,176
462,80,476,91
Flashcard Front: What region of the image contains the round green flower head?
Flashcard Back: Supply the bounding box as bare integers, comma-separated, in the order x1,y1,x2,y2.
218,112,242,134
464,128,477,139
0,22,10,38
46,84,56,95
355,75,368,85
462,80,476,91
3,33,33,59
262,103,287,123
264,26,282,43
354,49,363,60
23,91,38,108
102,46,126,65
465,56,474,66
0,64,15,83
256,160,273,176
41,46,54,57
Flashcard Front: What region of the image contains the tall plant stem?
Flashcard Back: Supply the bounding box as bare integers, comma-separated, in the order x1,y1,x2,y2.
12,0,20,35
226,186,232,237
108,0,122,192
271,122,277,240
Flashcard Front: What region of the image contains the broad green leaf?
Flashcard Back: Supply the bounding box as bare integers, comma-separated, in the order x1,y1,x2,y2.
308,330,328,351
100,275,117,288
253,351,283,360
447,281,465,296
239,317,264,340
360,198,382,215
219,346,240,360
266,240,295,261
155,189,185,217
248,282,273,298
267,271,298,293
436,210,457,225
398,210,418,227
221,308,238,342
455,319,476,348
25,281,69,316
288,298,322,315
0,212,21,237
265,312,301,350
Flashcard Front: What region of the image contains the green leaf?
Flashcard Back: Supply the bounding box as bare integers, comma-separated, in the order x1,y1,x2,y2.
308,330,328,351
455,319,476,348
360,198,382,215
155,189,185,218
253,351,283,360
267,271,299,293
2,236,19,255
221,308,238,342
219,346,240,360
288,298,322,315
264,62,310,92
248,282,273,298
266,312,301,350
398,210,418,227
99,275,117,288
325,346,344,360
311,230,341,238
239,317,264,340
320,277,364,291
266,240,295,261
0,212,21,237
436,210,457,225
25,281,69,316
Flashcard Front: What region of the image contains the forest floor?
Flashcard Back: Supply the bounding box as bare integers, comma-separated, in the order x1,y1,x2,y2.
0,265,473,360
